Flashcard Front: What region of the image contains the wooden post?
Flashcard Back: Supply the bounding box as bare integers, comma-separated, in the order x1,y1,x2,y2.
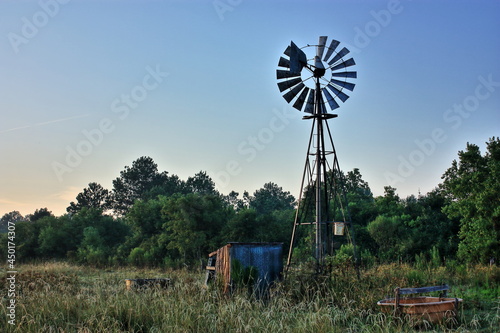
394,287,400,313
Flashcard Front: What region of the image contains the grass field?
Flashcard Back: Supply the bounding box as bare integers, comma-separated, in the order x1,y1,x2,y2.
1,262,499,332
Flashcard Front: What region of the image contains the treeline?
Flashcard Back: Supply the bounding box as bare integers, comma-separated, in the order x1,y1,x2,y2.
1,137,498,268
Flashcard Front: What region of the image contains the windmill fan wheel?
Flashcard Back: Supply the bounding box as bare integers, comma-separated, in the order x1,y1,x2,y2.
276,36,357,114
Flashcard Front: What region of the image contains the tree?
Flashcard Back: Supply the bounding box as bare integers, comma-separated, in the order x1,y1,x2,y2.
67,182,112,214
126,197,166,238
8,219,44,261
374,186,403,217
37,216,73,258
118,197,170,266
77,226,107,266
144,174,188,199
256,209,296,244
69,208,128,251
162,193,230,264
0,211,27,233
186,171,218,195
345,168,372,196
403,189,458,260
343,168,377,224
441,137,500,263
111,156,169,215
340,169,378,255
223,208,259,242
367,215,409,261
27,208,53,222
223,191,246,211
248,182,295,215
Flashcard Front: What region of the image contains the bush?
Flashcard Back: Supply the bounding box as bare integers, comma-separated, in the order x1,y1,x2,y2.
128,247,147,266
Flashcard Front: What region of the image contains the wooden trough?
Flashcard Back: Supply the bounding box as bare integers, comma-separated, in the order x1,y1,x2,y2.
125,278,171,290
377,285,463,324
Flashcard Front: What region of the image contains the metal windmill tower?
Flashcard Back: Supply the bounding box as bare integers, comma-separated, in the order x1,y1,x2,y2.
276,36,358,271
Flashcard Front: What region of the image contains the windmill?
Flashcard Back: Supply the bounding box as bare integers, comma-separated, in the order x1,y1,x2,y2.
276,36,358,271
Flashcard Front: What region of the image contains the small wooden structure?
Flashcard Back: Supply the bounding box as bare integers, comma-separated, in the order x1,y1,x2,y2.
205,242,283,295
125,278,171,290
377,285,463,323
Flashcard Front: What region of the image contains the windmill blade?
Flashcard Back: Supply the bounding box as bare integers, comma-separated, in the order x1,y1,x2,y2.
278,57,290,68
284,45,291,57
328,47,350,66
331,78,356,91
304,90,315,114
283,83,305,103
277,69,300,80
293,87,310,111
290,41,307,74
331,71,357,79
326,84,350,102
323,39,340,63
277,77,302,92
316,36,327,60
330,58,356,71
313,55,325,78
322,88,340,110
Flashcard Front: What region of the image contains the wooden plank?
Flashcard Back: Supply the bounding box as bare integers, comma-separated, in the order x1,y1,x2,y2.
398,285,449,295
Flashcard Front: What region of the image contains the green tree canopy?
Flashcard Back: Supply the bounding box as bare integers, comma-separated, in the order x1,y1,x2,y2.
111,156,169,215
0,210,27,232
27,208,54,222
248,182,295,216
441,137,500,263
186,171,219,195
374,186,403,217
367,215,409,261
67,182,111,215
162,193,230,263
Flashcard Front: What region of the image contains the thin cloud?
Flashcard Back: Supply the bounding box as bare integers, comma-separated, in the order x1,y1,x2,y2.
0,198,31,215
0,198,26,206
51,186,81,202
0,114,90,134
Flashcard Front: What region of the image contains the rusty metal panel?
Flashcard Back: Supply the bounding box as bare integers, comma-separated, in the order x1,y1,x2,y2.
213,244,231,293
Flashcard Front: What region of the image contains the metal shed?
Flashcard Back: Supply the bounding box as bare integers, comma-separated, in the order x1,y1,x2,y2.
205,242,283,295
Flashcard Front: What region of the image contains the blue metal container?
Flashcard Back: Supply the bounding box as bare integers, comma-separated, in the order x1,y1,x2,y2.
229,242,283,294
206,242,283,296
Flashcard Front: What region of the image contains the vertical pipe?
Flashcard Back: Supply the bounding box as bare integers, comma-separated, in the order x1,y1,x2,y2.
320,121,331,256
315,79,322,267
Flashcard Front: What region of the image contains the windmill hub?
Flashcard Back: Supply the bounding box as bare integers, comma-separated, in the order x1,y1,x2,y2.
313,56,326,78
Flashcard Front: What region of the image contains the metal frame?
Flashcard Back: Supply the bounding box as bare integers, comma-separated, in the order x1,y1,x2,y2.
286,76,358,272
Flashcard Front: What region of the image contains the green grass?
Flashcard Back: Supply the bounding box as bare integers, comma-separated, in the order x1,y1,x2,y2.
1,262,499,332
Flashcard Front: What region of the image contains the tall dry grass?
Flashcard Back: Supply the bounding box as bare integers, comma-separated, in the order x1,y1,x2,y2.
1,262,498,332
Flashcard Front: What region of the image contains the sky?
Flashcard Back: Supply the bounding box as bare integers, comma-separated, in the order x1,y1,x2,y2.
1,0,499,217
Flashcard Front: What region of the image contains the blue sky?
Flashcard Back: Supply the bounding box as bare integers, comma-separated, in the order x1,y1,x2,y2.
1,0,499,216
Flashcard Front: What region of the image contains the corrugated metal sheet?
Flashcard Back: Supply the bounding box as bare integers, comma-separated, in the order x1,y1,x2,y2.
229,242,283,294
206,242,283,295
